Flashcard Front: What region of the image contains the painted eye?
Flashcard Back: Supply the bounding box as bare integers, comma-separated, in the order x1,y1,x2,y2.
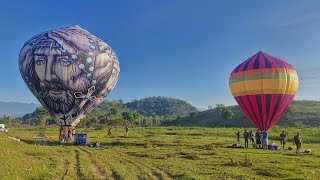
36,58,46,66
60,58,71,66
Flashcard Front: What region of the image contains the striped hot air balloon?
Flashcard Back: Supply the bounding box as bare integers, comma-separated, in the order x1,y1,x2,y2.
229,51,299,131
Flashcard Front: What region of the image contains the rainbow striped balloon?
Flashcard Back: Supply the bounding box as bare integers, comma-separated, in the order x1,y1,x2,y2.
229,51,299,130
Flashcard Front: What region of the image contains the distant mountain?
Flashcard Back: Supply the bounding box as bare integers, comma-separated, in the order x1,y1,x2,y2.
0,102,40,117
125,97,198,117
165,100,320,128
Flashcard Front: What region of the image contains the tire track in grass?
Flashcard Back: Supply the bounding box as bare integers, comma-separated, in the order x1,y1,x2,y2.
78,148,121,180
119,155,173,180
78,147,108,180
62,160,70,180
74,149,84,179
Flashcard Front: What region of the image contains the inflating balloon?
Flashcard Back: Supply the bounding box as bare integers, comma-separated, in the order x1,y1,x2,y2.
19,25,120,127
229,51,298,130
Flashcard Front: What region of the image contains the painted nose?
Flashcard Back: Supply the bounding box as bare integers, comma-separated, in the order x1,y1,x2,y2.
45,64,58,81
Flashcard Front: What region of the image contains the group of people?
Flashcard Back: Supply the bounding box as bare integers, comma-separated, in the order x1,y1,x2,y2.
236,129,269,149
236,130,303,154
59,126,76,142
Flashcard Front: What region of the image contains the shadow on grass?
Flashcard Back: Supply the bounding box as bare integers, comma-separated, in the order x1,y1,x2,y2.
20,139,75,146
20,138,178,148
283,153,313,156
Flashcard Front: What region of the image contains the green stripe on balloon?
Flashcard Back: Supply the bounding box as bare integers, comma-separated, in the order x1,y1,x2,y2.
229,73,298,84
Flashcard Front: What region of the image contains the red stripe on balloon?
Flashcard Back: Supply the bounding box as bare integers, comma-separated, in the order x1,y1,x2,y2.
258,52,265,69
264,53,279,68
261,94,267,130
235,97,259,128
247,53,259,70
249,95,262,128
242,96,260,128
267,94,283,130
266,94,278,129
235,53,258,73
276,95,295,121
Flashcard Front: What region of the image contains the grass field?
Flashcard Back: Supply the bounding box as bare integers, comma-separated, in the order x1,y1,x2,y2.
1,127,320,180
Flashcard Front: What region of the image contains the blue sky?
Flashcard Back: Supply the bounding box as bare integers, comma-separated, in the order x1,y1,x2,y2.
0,0,320,110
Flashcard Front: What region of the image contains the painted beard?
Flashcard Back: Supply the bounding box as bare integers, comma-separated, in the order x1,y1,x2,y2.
41,82,75,114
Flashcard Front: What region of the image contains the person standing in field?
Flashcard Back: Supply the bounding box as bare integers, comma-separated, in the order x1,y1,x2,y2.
72,128,76,141
280,131,287,149
255,130,262,149
249,130,255,147
293,133,302,154
243,130,249,148
125,125,129,136
236,131,240,144
261,131,269,149
108,127,112,136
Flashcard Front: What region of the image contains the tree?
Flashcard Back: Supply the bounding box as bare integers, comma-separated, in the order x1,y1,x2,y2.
36,107,50,126
0,116,11,126
221,107,235,120
122,111,134,123
189,112,197,118
215,104,225,113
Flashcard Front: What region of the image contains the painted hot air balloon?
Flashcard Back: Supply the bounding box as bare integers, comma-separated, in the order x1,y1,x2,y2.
19,25,120,129
229,51,298,130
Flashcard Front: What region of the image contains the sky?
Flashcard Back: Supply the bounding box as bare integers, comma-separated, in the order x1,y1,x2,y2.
0,0,320,110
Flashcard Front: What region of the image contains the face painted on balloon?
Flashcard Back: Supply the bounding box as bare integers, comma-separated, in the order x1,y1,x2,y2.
33,47,90,114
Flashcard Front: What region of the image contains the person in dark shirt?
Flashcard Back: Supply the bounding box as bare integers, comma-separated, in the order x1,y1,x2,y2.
280,131,287,149
243,130,249,148
293,133,302,154
255,130,262,149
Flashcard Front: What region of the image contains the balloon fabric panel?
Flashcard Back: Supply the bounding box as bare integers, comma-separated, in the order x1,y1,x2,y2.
229,51,299,131
19,25,120,127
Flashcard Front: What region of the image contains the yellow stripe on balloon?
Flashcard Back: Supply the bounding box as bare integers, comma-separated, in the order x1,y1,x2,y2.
229,79,299,97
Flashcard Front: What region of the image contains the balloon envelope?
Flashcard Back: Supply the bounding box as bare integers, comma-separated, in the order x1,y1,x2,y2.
229,51,298,130
19,25,120,126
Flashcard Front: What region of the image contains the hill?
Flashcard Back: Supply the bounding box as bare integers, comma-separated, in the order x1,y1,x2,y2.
125,97,198,117
0,102,40,116
165,100,320,128
18,97,197,126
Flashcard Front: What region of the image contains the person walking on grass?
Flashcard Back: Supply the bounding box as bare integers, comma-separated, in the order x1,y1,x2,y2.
108,127,112,136
280,131,287,149
293,133,302,154
236,131,240,144
125,125,129,136
243,130,249,148
261,130,269,149
255,130,262,149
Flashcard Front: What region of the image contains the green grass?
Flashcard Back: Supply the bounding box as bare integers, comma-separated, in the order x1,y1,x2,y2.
1,127,320,179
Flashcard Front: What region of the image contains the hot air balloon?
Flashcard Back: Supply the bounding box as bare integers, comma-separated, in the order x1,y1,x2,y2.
229,51,298,131
19,25,120,136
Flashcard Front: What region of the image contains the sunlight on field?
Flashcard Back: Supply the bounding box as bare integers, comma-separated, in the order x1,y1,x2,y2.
1,127,320,179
